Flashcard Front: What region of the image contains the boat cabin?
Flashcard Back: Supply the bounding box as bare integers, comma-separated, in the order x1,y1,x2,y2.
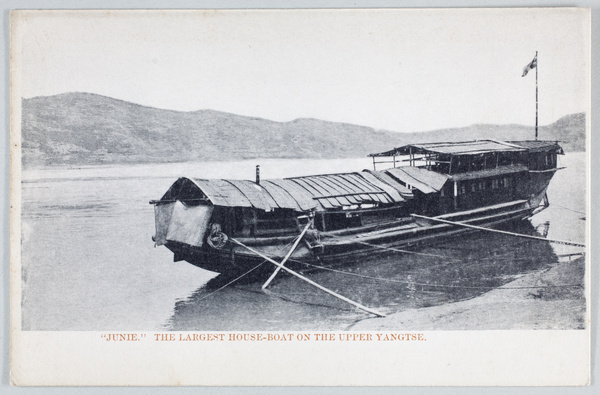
152,139,564,247
369,139,564,213
153,170,416,247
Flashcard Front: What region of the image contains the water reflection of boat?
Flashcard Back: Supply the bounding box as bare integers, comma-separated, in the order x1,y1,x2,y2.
151,139,564,280
167,220,560,331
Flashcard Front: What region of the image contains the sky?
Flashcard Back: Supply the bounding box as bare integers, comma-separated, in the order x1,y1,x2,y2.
12,8,590,133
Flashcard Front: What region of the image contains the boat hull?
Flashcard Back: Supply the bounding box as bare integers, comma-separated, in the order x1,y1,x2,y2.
152,139,564,282
162,196,543,281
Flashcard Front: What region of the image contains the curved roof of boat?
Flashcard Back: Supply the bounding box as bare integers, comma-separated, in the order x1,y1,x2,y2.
162,169,432,212
369,139,563,157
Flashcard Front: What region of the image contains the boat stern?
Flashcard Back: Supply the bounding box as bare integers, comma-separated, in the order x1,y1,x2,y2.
152,201,214,248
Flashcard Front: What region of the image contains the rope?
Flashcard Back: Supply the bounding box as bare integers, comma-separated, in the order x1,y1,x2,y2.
558,252,585,258
353,240,458,260
231,238,387,317
288,258,583,291
263,289,352,310
552,203,586,216
412,214,585,248
219,229,584,295
327,233,565,265
192,260,267,303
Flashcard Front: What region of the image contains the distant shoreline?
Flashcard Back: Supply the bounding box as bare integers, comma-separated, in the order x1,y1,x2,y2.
21,150,586,173
21,93,586,169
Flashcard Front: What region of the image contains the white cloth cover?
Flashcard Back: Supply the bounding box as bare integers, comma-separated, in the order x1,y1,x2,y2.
154,202,176,246
165,202,214,247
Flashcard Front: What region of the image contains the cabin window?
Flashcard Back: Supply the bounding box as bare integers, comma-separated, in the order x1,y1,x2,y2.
454,158,469,173
498,153,513,167
471,183,476,193
529,152,550,170
255,210,298,233
361,206,403,226
235,208,298,237
491,179,499,189
482,153,494,170
470,155,485,171
236,208,257,236
436,162,451,174
325,212,362,231
478,181,485,191
459,184,467,195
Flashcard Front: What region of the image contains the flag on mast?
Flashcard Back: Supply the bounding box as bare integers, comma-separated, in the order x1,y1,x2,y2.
522,54,537,77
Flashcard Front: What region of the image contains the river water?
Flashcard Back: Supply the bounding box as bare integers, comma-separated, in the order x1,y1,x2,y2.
20,153,586,331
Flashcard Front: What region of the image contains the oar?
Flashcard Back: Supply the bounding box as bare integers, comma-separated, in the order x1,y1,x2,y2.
230,238,386,317
262,219,313,290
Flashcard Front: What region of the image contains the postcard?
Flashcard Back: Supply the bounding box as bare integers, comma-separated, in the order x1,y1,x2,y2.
10,8,590,385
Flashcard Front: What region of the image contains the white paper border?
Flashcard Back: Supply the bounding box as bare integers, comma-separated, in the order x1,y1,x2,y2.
4,1,591,385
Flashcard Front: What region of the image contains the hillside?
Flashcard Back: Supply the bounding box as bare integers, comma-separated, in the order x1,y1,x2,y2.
21,92,586,168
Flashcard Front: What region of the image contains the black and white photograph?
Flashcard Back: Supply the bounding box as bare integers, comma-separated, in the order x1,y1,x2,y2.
10,7,590,386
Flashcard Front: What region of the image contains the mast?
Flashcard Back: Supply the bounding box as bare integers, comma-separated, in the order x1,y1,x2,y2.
535,50,538,140
522,52,539,140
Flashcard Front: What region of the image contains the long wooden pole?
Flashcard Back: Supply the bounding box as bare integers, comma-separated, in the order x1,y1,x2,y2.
262,219,313,289
535,50,538,140
230,238,387,317
411,214,584,248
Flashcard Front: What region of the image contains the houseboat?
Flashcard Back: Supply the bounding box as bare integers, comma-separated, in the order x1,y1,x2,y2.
150,139,564,279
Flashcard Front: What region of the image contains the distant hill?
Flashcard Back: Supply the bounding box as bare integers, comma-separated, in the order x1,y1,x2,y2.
21,92,585,168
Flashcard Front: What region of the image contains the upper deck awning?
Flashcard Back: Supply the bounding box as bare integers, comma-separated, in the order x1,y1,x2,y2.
507,140,565,154
369,140,528,157
370,139,565,157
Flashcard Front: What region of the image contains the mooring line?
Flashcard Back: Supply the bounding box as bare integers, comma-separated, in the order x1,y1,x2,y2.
328,235,565,265
551,203,586,216
353,240,459,260
231,238,387,317
287,258,583,291
263,289,353,311
262,219,314,289
353,239,544,264
412,214,585,248
193,260,267,303
233,284,350,310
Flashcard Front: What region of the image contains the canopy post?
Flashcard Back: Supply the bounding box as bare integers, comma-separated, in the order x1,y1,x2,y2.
453,181,458,210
